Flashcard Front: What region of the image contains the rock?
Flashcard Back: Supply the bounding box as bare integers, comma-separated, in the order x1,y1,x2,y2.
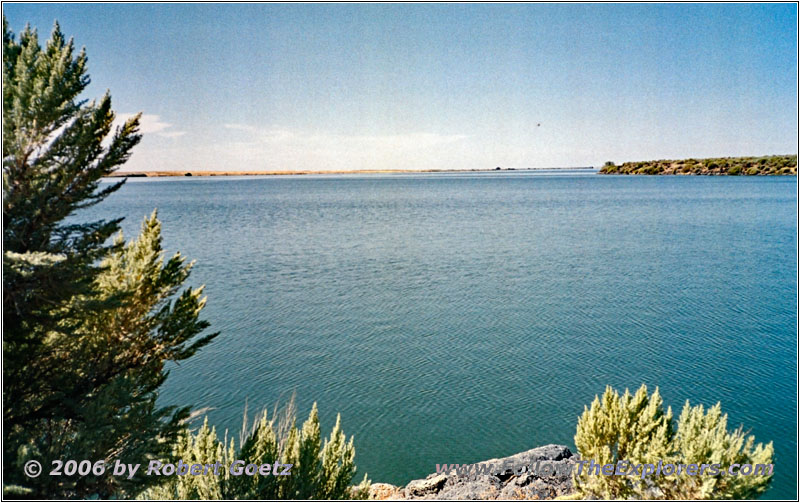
374,444,577,500
436,480,500,500
369,483,403,500
405,473,448,497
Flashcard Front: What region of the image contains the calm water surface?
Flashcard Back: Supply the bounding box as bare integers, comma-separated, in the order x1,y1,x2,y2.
90,172,797,498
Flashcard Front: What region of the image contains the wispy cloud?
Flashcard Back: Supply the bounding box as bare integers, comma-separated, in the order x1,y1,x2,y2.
122,122,567,173
224,124,296,143
119,124,477,172
216,124,470,171
157,130,187,138
119,122,580,172
117,113,186,138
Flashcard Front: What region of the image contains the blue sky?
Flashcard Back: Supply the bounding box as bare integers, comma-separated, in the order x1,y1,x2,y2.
3,3,797,171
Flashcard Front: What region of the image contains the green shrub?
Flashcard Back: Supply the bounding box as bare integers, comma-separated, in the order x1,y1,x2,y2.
140,401,369,500
728,166,742,176
666,402,773,499
601,162,618,174
572,385,773,500
573,385,673,499
746,167,759,176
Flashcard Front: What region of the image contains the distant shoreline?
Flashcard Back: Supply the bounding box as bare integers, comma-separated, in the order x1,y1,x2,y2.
109,167,597,177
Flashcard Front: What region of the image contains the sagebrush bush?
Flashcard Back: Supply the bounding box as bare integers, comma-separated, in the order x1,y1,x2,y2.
667,402,773,499
140,401,370,500
573,385,773,500
573,385,673,499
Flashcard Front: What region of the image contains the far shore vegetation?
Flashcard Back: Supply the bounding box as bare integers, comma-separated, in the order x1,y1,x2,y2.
600,155,797,176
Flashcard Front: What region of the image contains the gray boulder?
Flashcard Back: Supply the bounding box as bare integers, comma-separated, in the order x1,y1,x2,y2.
394,444,577,500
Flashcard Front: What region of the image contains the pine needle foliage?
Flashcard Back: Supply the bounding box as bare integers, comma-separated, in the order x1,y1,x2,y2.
3,17,217,498
141,401,370,500
573,384,773,499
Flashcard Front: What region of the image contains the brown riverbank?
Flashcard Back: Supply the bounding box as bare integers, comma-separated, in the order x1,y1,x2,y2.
109,167,595,177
